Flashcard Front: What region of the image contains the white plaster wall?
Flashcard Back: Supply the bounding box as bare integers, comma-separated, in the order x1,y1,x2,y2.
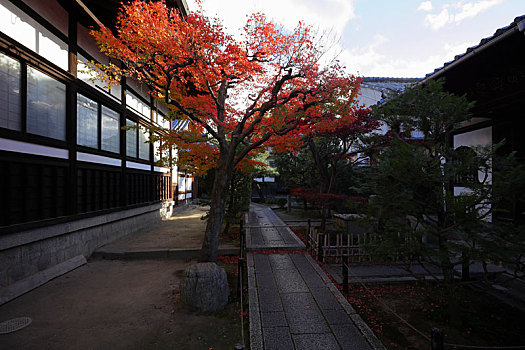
453,126,492,148
357,87,382,108
453,126,493,222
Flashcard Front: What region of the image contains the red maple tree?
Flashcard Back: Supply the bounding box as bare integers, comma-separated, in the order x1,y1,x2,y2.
91,0,362,262
282,108,378,229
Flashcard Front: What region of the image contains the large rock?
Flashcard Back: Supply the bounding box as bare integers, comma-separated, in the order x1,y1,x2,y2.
180,263,229,312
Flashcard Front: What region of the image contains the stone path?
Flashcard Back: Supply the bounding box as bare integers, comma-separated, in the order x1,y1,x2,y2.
247,203,305,250
246,204,385,350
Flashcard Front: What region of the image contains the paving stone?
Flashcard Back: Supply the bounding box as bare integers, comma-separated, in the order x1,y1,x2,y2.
280,293,330,334
331,324,372,350
310,287,342,310
255,265,273,275
322,309,352,325
274,269,309,293
294,261,319,277
246,204,381,349
262,233,282,241
258,285,278,294
289,253,309,265
299,269,327,289
268,254,296,271
292,333,340,350
251,237,266,246
283,236,300,245
258,292,284,312
254,258,273,273
279,228,300,244
281,292,314,307
253,254,270,265
287,309,330,334
261,229,282,241
261,311,288,328
263,327,294,350
258,287,280,298
289,255,320,275
268,240,286,247
256,273,278,290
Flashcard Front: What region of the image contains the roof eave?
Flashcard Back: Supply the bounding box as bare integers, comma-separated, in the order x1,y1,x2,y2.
421,17,525,85
175,0,189,16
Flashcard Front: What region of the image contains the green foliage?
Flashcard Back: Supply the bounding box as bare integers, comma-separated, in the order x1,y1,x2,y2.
251,150,278,178
276,198,288,209
375,79,474,143
274,151,318,190
362,79,524,281
224,169,252,228
197,169,215,199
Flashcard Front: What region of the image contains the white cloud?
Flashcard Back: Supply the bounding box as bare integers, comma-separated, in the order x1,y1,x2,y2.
338,35,474,78
423,0,503,30
443,41,477,59
187,0,356,38
425,8,450,30
454,0,503,22
417,1,434,12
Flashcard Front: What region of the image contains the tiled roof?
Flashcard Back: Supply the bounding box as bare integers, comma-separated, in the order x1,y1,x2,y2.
361,78,420,105
424,15,525,79
363,77,421,83
362,77,419,94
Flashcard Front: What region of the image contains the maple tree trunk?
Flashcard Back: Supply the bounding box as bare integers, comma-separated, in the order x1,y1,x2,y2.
199,153,233,262
222,173,236,237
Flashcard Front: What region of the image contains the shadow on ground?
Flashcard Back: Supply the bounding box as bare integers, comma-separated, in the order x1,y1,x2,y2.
0,204,245,350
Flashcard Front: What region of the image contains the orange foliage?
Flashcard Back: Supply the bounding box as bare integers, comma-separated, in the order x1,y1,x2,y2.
90,0,362,175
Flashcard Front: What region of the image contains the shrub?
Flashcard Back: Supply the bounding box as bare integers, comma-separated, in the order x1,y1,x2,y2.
276,198,287,209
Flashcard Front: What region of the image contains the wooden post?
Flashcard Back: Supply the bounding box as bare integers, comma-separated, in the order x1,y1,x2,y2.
342,255,349,294
431,327,444,350
287,194,291,212
238,216,245,298
240,217,245,259
306,219,311,250
237,257,245,299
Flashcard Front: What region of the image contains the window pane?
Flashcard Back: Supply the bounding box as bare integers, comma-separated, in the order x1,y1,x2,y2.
77,55,101,87
0,2,68,70
38,31,68,70
27,67,66,140
0,53,21,131
77,54,121,102
110,84,121,101
153,138,161,162
77,94,98,148
126,119,137,158
126,91,150,119
102,106,120,153
138,125,150,160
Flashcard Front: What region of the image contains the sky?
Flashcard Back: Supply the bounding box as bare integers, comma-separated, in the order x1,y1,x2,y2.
186,0,525,78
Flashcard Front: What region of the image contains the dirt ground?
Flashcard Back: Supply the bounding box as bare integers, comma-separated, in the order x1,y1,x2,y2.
0,259,245,350
100,204,213,252
0,204,246,350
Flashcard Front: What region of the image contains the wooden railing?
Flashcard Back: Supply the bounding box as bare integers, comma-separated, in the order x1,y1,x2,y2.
306,223,373,263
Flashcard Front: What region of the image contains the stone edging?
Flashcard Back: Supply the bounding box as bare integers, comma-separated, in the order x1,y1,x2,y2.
247,253,263,350
0,255,87,306
304,254,387,350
